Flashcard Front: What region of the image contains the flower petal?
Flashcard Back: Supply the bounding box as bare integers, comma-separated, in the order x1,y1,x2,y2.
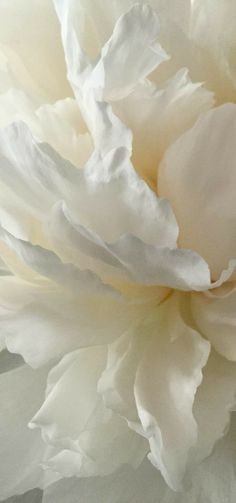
191,286,236,361
134,294,210,490
159,103,236,280
114,69,213,188
42,414,236,502
100,293,210,490
190,349,236,468
0,363,48,500
87,4,168,101
0,0,70,102
0,276,152,368
30,347,147,478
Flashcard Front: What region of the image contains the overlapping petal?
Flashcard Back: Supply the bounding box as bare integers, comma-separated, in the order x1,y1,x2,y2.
159,103,236,281
99,293,210,490
0,275,153,368
30,346,147,479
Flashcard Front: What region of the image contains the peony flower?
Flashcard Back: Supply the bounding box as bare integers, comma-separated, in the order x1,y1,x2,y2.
1,0,236,501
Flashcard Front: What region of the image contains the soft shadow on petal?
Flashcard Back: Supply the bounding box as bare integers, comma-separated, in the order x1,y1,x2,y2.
191,286,236,360
0,276,153,368
0,363,48,500
0,0,71,102
159,103,236,281
41,414,236,503
100,292,210,490
30,346,147,479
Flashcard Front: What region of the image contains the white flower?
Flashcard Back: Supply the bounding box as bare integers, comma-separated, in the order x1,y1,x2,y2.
1,1,236,502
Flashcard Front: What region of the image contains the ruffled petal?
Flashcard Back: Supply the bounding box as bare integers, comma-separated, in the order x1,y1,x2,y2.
113,69,213,188
30,347,147,479
190,349,236,468
100,292,210,490
191,286,236,361
42,414,236,503
0,276,152,368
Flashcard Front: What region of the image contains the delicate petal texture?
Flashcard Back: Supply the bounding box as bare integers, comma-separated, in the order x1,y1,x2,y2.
0,364,48,500
134,294,210,490
49,201,213,291
1,0,236,501
100,293,210,490
0,121,177,246
191,286,236,360
0,0,70,101
114,70,213,188
191,349,236,467
190,0,236,103
42,415,236,503
0,276,153,368
159,104,236,280
30,347,147,478
87,4,168,101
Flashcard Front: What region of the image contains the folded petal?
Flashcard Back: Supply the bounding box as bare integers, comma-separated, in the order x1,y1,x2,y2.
191,286,236,360
100,293,210,490
87,4,168,101
134,293,210,490
0,276,152,368
30,347,147,479
42,414,236,503
190,349,236,468
114,69,213,188
159,103,236,280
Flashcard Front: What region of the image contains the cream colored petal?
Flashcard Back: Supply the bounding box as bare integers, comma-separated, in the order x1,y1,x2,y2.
114,70,213,189
0,275,153,368
190,0,236,103
191,286,236,360
190,349,236,468
42,414,236,503
100,293,210,490
159,104,236,281
30,347,147,478
0,363,48,500
0,0,71,101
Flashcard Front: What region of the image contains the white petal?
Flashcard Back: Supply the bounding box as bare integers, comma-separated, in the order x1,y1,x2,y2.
0,364,48,500
134,293,210,490
30,347,147,478
190,349,236,468
0,0,70,102
0,121,176,247
100,293,210,489
35,99,92,168
191,286,236,360
190,0,236,102
114,70,213,188
0,275,152,368
159,103,236,280
0,91,92,169
88,4,168,101
42,414,236,503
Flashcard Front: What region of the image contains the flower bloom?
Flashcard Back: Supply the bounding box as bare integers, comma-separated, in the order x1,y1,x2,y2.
1,1,236,502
